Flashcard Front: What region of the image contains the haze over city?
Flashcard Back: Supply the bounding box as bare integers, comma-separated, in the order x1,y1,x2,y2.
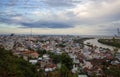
0,0,120,35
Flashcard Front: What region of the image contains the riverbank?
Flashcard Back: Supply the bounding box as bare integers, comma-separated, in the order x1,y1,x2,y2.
84,38,120,52
98,39,120,48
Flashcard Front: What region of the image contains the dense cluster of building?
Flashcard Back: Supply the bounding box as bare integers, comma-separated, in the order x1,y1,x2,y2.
0,34,120,77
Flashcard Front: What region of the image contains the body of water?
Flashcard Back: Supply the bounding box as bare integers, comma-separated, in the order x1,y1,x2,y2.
84,38,120,52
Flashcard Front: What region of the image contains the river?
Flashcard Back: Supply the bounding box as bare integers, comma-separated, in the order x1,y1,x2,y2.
84,38,120,52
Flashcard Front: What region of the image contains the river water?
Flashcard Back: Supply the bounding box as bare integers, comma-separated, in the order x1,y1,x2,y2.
84,38,120,52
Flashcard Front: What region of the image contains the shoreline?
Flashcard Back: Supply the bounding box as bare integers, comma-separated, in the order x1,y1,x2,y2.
98,39,120,48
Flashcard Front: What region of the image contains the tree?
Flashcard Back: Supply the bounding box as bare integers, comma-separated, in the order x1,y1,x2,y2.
61,53,73,70
59,64,70,77
113,48,118,58
104,66,120,77
37,49,47,57
51,54,61,64
0,48,38,77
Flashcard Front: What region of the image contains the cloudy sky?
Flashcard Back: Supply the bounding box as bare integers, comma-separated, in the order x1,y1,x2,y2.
0,0,120,35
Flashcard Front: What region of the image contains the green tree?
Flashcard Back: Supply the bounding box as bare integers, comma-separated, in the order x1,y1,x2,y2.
0,48,38,77
59,64,70,77
113,48,118,58
61,53,73,70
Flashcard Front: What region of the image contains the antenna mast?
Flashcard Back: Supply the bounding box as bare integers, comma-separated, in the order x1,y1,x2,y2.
31,27,32,37
117,28,120,36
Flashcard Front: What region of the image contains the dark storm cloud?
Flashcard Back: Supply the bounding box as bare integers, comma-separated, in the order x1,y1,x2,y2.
20,21,73,28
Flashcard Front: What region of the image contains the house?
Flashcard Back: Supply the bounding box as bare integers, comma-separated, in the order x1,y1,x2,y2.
38,57,42,61
40,61,47,68
45,63,57,72
29,60,37,64
30,52,39,58
72,64,79,73
22,50,39,59
43,54,50,60
111,60,120,65
78,75,88,77
83,61,93,69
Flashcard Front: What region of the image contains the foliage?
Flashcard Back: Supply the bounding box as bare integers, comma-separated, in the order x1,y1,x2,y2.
50,54,61,64
104,66,120,77
60,53,73,70
48,52,73,70
0,48,38,77
50,52,73,70
59,64,70,77
56,43,66,47
74,38,93,43
36,49,74,76
98,39,120,48
37,49,73,70
37,49,47,57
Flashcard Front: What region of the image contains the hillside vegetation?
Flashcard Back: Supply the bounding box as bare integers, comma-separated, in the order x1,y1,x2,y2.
0,48,38,77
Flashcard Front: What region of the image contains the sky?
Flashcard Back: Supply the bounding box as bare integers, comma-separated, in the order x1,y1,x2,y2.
0,0,120,35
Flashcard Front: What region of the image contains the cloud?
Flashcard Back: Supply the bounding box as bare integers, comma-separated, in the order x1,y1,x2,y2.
0,0,120,35
0,0,81,9
41,0,81,8
0,15,28,24
0,11,73,29
68,0,120,24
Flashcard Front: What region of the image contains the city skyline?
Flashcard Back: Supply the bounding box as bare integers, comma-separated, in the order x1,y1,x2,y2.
0,0,120,35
